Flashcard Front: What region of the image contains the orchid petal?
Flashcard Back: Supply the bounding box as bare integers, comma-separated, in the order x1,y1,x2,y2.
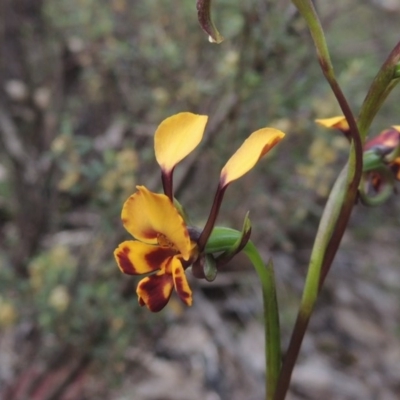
171,259,193,306
315,116,350,132
137,271,174,312
220,128,285,187
364,128,400,151
114,240,176,275
154,112,208,174
121,186,191,260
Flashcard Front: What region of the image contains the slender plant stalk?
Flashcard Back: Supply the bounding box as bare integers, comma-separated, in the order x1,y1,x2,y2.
206,228,281,400
274,165,353,399
274,2,364,399
244,246,281,400
358,41,400,138
276,39,400,395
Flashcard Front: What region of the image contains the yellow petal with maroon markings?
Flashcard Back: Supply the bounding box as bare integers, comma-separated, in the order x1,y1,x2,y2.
220,128,285,187
114,240,176,275
154,112,208,173
171,258,193,306
315,116,350,132
136,271,174,312
121,186,191,260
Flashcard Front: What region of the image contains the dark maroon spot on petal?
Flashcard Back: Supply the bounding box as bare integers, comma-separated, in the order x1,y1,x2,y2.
174,276,190,300
145,247,176,269
142,229,157,240
139,274,173,312
116,247,138,275
174,267,180,275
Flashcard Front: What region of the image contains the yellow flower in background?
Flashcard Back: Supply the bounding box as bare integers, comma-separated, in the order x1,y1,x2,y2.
363,126,400,191
48,285,70,312
315,116,350,133
114,112,285,312
0,297,17,327
315,116,351,142
316,116,400,194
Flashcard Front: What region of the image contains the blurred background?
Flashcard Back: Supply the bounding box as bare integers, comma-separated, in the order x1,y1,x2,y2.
1,0,400,399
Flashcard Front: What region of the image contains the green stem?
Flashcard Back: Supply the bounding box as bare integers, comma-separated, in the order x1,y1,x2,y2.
303,166,348,307
358,41,400,139
275,42,400,398
274,2,364,399
273,164,351,400
244,245,281,400
206,228,281,399
291,0,362,155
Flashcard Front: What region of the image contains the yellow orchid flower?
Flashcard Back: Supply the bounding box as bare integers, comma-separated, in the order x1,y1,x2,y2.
114,186,198,312
115,112,286,312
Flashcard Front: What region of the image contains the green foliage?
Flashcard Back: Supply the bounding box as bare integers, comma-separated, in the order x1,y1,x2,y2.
0,240,141,367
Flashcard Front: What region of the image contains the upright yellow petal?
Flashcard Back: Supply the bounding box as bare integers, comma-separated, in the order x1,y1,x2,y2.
154,112,208,173
315,116,350,132
220,128,285,187
122,186,191,260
